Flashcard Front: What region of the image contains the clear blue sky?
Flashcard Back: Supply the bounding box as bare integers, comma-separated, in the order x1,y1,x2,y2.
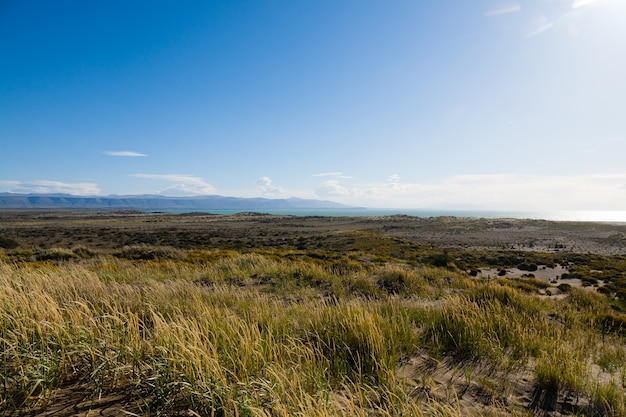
2,0,626,210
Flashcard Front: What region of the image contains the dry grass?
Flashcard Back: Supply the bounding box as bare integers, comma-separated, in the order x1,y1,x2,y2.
1,229,626,415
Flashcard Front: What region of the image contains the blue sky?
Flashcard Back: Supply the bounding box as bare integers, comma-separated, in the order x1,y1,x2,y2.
2,0,626,210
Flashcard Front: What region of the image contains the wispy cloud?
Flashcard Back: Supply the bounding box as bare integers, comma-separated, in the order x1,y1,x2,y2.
132,173,215,195
104,151,147,157
0,180,100,195
256,176,285,197
484,3,521,17
312,172,354,179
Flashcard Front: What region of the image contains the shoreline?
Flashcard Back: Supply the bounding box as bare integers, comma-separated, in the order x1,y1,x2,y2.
2,207,626,223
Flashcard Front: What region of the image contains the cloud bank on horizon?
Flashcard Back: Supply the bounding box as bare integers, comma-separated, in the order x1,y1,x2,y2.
1,1,625,212
0,180,101,196
2,172,625,211
131,174,216,196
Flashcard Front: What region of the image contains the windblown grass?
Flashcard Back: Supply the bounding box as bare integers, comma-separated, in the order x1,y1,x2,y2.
1,246,626,415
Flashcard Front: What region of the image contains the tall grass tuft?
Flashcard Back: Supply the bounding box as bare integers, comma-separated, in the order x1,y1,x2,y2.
424,284,549,364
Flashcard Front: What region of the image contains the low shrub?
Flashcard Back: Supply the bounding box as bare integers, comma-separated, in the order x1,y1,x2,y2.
113,245,183,261
430,251,455,267
518,263,538,271
37,248,75,261
376,270,407,295
557,283,572,293
0,236,19,249
72,246,97,259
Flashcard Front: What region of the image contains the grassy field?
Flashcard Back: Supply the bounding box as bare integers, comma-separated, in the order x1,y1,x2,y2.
1,212,626,416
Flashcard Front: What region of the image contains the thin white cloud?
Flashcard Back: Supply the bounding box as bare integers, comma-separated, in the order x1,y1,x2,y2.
313,172,343,177
0,180,100,195
256,176,285,197
484,4,521,17
312,172,354,179
132,173,215,196
104,151,147,157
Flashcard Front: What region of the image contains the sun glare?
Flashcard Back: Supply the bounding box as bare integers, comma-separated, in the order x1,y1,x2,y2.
485,0,626,38
572,0,601,8
572,0,626,12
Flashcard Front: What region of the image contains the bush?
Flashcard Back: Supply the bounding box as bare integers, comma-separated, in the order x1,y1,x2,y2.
6,248,35,261
581,276,599,286
557,283,572,293
72,246,97,259
518,263,538,271
37,248,75,261
430,251,455,267
377,270,407,294
0,236,19,249
113,245,183,260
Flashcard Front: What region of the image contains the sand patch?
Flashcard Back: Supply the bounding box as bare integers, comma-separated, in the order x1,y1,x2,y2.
398,352,596,416
477,264,569,282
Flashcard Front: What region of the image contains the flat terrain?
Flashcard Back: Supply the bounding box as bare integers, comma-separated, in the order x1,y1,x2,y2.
2,210,626,255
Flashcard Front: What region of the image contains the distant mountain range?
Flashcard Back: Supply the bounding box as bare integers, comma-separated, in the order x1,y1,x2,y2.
0,193,355,211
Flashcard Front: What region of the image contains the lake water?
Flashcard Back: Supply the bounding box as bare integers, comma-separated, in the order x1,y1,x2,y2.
168,209,626,223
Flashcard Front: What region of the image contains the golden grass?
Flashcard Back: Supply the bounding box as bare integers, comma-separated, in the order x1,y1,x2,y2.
1,251,626,415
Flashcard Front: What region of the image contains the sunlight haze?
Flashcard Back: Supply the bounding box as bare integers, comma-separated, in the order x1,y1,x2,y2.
1,0,625,210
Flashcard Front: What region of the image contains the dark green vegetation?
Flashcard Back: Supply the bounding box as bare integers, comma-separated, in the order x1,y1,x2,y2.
1,211,626,416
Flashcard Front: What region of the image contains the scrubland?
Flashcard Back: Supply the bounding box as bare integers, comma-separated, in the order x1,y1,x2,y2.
1,212,626,416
